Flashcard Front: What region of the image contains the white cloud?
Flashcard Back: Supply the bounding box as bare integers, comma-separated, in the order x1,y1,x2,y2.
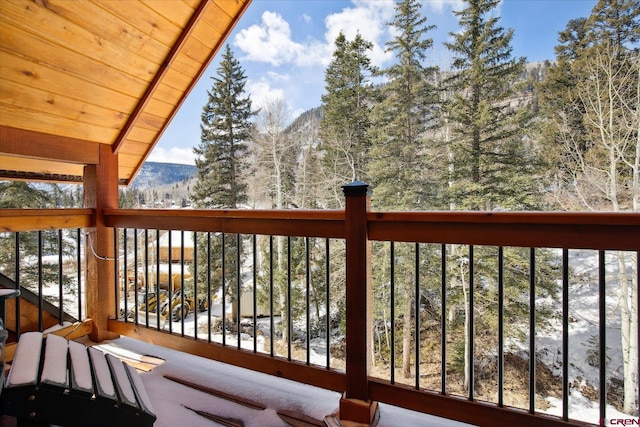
235,10,333,68
266,70,289,82
234,11,305,66
325,0,394,44
233,2,397,69
246,79,285,109
324,0,395,67
232,0,472,71
294,39,334,67
147,147,195,165
424,0,465,14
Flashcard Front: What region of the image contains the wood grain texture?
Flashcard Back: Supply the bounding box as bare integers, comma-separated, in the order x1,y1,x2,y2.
0,209,92,232
0,127,100,164
0,0,252,184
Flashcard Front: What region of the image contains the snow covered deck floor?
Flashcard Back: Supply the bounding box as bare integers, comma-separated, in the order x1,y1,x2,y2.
77,336,473,427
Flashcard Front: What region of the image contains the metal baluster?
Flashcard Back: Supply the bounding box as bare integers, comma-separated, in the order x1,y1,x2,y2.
599,250,606,423
76,229,82,322
441,243,446,395
181,230,186,337
287,236,292,361
415,242,420,390
134,230,139,325
253,234,257,352
156,230,161,330
236,233,241,350
58,229,63,324
325,238,330,369
468,244,474,401
123,229,128,323
168,231,173,335
269,235,274,357
529,247,536,414
15,232,21,339
113,229,118,319
38,230,43,332
306,237,311,365
562,248,569,421
222,233,226,346
207,232,212,343
194,231,198,340
144,229,149,327
498,246,504,407
390,241,396,385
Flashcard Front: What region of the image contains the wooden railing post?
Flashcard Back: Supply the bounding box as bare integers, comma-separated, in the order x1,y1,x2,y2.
339,181,378,425
84,143,119,342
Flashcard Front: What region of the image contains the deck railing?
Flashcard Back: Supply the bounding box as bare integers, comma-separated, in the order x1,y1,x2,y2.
1,190,638,427
0,209,91,336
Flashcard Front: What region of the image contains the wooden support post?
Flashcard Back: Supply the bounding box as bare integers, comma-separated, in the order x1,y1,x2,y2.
339,181,378,425
84,144,119,342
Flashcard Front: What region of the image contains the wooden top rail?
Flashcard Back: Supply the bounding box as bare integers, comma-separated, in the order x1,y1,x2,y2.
104,208,346,239
0,209,93,233
2,208,638,250
369,211,640,250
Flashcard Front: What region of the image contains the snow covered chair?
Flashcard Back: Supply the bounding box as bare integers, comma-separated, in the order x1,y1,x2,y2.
3,332,156,427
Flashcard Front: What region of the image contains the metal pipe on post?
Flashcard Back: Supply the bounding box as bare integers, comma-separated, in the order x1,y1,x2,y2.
339,181,378,425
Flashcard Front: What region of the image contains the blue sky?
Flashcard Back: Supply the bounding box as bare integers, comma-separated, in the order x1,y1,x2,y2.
150,0,597,165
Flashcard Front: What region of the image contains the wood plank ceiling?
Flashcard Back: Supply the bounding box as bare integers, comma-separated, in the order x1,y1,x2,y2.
0,0,250,184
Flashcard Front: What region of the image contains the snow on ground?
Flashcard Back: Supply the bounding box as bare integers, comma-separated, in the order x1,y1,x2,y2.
112,248,639,425
544,389,632,423
94,336,472,427
534,249,638,423
20,245,638,425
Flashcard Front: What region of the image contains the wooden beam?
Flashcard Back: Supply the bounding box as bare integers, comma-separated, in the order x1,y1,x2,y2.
342,182,372,400
123,0,252,185
368,211,640,251
84,144,119,342
340,181,375,424
112,0,210,155
104,208,345,239
0,209,93,232
0,126,100,165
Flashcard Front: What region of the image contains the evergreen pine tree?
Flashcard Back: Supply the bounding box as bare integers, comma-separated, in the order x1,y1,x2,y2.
191,45,255,321
537,18,593,174
367,0,439,380
320,31,377,204
368,0,438,211
0,181,53,208
192,44,254,210
440,0,556,395
588,0,640,52
443,0,539,211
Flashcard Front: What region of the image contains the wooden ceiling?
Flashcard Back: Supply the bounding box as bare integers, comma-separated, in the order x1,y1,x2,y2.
0,0,250,185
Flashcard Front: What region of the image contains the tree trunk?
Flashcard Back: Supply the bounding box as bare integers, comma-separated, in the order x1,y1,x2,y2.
618,251,639,415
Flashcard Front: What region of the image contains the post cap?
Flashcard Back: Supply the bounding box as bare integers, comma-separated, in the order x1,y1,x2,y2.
342,181,371,197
